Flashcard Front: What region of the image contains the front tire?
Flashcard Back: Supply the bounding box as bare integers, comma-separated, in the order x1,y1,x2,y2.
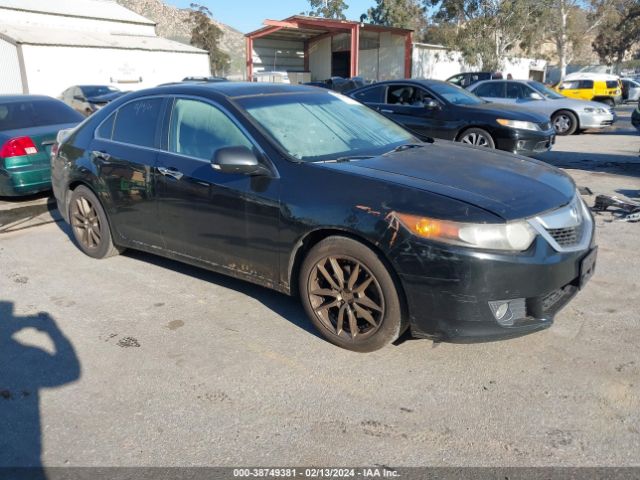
457,128,495,148
299,237,405,352
69,185,123,259
552,110,578,136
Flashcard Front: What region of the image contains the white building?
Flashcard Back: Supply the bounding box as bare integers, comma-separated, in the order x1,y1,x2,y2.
0,0,210,96
412,43,547,82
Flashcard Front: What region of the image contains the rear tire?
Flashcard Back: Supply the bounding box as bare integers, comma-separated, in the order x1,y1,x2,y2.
299,236,405,352
68,186,123,259
552,110,578,136
457,128,495,149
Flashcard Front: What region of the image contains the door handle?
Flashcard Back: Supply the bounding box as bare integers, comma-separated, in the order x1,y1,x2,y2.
380,109,394,114
157,166,184,180
91,150,111,163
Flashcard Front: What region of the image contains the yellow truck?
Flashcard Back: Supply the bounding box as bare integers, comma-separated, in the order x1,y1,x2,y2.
556,73,622,107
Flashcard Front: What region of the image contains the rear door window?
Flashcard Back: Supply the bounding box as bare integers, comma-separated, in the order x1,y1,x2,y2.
475,82,505,97
606,80,618,89
578,80,594,89
112,98,163,148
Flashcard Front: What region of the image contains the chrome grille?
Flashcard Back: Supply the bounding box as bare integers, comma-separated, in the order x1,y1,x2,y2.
529,194,593,252
547,224,583,247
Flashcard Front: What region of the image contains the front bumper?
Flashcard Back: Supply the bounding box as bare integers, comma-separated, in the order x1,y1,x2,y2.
578,110,616,129
494,128,556,157
392,233,596,343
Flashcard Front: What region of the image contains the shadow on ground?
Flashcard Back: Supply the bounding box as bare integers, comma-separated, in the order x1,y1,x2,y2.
52,221,320,341
0,302,80,478
535,151,640,178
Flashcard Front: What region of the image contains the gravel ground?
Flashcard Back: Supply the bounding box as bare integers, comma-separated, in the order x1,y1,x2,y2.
0,106,638,468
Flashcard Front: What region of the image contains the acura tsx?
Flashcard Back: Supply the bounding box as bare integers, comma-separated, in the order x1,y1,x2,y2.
51,83,597,352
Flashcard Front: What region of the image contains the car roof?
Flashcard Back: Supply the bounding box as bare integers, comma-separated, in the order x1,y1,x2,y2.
146,81,323,99
360,79,450,89
0,94,58,103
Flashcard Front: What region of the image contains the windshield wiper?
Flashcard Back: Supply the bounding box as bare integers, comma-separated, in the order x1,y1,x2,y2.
384,143,426,155
317,155,375,163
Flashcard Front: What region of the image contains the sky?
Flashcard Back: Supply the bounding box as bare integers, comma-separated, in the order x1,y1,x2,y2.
164,0,376,33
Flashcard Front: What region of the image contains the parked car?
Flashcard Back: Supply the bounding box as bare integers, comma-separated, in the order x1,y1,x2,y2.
446,71,503,88
349,79,555,156
632,100,640,132
468,79,616,135
0,95,82,196
556,73,622,107
51,83,596,351
182,76,228,83
304,76,372,93
621,78,640,103
60,85,124,116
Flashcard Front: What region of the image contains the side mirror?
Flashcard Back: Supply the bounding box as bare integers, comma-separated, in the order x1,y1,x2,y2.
212,146,269,176
425,98,440,109
530,92,543,100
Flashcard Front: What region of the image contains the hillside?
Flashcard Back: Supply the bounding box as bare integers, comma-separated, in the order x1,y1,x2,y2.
115,0,246,77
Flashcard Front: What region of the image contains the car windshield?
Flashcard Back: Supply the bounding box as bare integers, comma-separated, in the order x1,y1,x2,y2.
0,99,82,131
82,86,119,97
428,82,486,105
528,81,565,99
237,92,416,162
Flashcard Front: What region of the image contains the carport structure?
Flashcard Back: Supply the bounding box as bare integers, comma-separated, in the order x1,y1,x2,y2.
246,16,412,83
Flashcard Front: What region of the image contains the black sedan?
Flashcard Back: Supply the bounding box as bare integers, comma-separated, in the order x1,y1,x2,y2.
51,83,596,352
349,79,556,157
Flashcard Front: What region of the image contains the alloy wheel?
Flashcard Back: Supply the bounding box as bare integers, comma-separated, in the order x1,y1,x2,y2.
461,132,490,147
553,114,571,134
307,256,385,341
71,196,102,250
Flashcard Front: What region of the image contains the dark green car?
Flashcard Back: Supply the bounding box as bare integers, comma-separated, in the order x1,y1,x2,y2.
0,95,83,196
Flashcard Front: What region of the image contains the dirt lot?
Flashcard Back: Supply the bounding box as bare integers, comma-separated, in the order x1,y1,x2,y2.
0,106,639,468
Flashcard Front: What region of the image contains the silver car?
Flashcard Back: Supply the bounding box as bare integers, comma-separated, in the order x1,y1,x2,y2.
468,79,616,135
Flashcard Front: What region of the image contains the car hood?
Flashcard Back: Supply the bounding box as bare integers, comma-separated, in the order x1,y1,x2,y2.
316,141,576,221
463,102,549,122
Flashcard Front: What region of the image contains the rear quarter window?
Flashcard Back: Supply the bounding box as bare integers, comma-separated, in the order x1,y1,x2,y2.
606,80,619,89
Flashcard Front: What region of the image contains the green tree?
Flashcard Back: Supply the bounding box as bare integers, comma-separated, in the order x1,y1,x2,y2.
305,0,349,19
592,0,640,68
363,0,427,34
426,0,545,71
186,3,230,76
538,0,605,82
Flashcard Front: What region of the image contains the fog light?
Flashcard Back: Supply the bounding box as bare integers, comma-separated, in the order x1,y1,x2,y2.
488,299,526,326
495,303,509,319
517,140,526,149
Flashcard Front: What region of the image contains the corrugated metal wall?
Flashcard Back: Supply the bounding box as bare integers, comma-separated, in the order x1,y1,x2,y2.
0,38,23,94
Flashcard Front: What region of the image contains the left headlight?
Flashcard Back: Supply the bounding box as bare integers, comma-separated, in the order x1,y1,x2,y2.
496,119,541,131
396,213,537,251
583,107,607,114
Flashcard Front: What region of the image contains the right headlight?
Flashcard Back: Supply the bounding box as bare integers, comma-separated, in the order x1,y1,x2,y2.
396,213,537,251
